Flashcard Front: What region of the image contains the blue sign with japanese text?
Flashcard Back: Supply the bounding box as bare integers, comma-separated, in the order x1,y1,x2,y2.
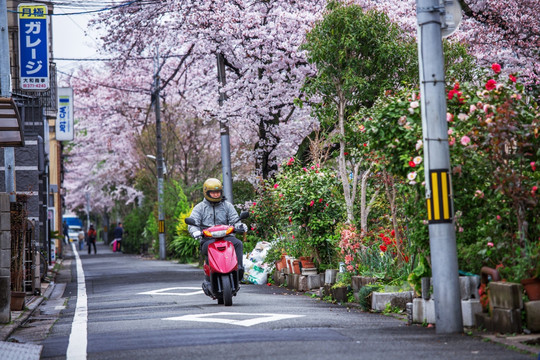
18,4,49,90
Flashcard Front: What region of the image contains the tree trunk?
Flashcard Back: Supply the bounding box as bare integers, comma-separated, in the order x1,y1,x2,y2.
337,91,354,223
383,172,403,261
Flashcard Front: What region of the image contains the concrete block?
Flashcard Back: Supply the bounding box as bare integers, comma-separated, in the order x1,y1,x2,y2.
288,273,299,290
351,276,362,292
0,249,9,269
0,194,9,212
492,308,522,334
0,213,10,231
475,312,494,331
459,276,472,300
469,275,481,299
412,298,436,324
324,269,338,285
0,231,9,249
489,281,523,310
371,291,414,311
461,299,483,327
0,276,10,323
298,276,308,292
360,276,377,287
307,274,321,289
524,300,540,332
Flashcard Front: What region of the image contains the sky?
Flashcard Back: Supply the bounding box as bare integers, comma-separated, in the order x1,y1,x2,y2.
51,3,102,82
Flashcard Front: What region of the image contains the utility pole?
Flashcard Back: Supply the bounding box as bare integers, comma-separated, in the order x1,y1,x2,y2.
416,0,463,333
216,53,233,204
153,47,166,260
0,0,14,203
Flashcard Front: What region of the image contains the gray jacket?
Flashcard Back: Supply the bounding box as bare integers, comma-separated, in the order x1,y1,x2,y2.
188,199,241,237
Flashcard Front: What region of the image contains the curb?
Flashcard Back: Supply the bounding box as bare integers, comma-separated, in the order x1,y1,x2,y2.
0,261,60,341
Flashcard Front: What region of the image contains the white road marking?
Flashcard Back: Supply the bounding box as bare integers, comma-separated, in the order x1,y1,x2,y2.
139,287,204,296
66,243,87,360
163,312,304,327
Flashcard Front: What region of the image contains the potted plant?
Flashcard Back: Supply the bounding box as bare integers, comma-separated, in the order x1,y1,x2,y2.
499,241,540,300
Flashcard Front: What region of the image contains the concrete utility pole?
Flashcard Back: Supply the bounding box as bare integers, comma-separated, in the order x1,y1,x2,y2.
416,0,463,334
216,53,234,204
0,0,14,203
153,47,166,260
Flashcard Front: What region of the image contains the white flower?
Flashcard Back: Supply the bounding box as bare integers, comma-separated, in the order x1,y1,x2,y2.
458,113,468,121
413,156,422,165
407,172,417,181
410,101,419,109
416,140,423,151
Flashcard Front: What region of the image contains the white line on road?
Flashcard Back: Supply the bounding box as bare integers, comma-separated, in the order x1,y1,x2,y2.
163,312,305,327
66,243,88,360
139,287,204,296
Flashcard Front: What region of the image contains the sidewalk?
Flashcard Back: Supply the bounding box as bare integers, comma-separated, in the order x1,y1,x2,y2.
0,255,62,358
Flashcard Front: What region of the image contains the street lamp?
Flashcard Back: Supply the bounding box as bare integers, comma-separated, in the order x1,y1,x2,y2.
146,154,167,175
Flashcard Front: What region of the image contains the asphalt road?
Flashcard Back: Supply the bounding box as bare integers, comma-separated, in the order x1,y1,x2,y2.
10,242,536,360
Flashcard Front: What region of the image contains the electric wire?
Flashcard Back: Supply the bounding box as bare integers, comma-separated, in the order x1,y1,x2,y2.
8,0,160,16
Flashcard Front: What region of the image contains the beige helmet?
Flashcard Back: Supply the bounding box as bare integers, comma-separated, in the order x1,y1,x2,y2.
203,178,223,202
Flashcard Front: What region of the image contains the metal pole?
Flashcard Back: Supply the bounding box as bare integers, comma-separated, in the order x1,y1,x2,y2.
0,0,15,203
154,47,166,260
216,53,233,204
416,0,462,334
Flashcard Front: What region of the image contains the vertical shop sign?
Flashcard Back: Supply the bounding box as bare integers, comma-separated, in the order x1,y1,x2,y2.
18,3,49,90
56,87,74,141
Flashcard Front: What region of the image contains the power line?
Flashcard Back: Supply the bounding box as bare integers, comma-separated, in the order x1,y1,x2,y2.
53,54,190,62
8,0,158,16
56,69,151,94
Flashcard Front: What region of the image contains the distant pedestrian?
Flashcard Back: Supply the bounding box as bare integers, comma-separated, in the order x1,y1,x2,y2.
87,224,97,254
78,230,85,251
63,221,69,244
113,222,123,252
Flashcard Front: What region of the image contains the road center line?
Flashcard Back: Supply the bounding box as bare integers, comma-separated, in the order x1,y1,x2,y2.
67,243,88,360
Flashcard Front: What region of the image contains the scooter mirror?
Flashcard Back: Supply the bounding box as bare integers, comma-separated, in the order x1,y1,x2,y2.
239,211,249,220
184,217,197,226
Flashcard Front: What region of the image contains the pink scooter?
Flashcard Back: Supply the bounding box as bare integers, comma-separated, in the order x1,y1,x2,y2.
185,212,248,306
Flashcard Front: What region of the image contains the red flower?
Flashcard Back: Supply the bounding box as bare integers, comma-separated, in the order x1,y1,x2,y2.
531,161,536,171
491,63,501,74
363,143,368,147
318,198,323,203
253,202,257,206
391,229,395,236
344,152,349,155
309,200,315,206
403,255,409,263
485,79,497,90
409,160,416,168
509,74,517,82
379,233,385,238
379,245,387,252
273,183,278,189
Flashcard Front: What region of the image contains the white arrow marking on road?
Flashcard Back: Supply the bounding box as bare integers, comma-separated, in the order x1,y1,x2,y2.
163,312,304,327
139,287,204,296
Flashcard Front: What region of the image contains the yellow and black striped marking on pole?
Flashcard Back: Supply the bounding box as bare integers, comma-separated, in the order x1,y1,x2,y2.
426,169,452,223
158,220,165,233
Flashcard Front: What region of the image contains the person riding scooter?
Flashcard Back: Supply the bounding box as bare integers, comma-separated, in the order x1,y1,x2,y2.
188,178,247,280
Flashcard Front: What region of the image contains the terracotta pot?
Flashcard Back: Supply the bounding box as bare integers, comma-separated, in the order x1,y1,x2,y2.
293,260,301,275
521,278,540,301
10,291,25,311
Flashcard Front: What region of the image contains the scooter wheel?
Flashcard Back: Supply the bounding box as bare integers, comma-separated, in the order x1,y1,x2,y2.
217,297,224,305
222,275,233,306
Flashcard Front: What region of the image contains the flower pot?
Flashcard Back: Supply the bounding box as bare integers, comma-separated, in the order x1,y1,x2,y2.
10,291,25,311
521,278,540,301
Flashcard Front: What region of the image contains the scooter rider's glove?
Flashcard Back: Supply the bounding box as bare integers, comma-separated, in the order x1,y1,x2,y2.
235,223,248,233
192,230,203,243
